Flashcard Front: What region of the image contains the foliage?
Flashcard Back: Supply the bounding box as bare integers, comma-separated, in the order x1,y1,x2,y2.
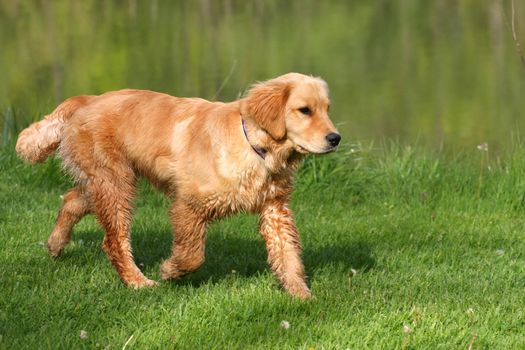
1,1,525,148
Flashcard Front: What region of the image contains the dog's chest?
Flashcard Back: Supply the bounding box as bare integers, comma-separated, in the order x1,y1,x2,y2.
200,166,280,216
236,167,275,204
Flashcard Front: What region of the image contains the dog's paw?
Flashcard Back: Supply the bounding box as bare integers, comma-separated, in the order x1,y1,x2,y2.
47,240,66,258
285,282,312,300
159,260,183,280
129,277,158,289
293,288,312,300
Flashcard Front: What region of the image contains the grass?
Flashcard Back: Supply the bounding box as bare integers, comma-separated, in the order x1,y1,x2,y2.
1,141,524,349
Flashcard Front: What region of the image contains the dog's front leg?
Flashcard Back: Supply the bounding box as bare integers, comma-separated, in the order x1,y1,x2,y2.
259,199,311,299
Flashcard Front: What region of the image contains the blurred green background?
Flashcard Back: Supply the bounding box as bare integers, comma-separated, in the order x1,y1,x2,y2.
1,0,524,150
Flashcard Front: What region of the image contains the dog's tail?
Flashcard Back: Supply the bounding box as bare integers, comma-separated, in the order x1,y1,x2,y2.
16,95,94,163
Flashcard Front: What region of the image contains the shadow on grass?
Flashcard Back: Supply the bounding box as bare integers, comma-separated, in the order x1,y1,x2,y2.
62,228,375,288
304,241,375,275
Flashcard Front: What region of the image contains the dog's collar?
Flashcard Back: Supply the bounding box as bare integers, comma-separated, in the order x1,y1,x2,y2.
241,119,267,160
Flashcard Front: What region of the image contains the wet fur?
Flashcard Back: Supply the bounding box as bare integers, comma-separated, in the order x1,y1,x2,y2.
16,73,339,299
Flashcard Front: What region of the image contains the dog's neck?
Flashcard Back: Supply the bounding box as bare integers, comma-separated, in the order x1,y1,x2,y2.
240,115,303,172
241,119,267,159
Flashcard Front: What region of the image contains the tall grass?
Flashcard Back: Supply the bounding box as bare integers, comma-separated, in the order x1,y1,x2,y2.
298,140,525,213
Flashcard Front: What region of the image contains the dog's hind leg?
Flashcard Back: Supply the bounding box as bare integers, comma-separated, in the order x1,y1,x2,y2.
90,168,157,288
47,187,91,257
160,202,207,280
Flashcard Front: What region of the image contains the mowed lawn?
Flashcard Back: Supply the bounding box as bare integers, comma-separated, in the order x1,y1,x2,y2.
0,143,524,349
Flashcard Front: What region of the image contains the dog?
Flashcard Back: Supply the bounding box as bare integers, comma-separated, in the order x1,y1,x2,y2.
16,73,340,299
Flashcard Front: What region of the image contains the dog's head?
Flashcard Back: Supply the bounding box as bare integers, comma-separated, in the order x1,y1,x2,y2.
242,73,341,154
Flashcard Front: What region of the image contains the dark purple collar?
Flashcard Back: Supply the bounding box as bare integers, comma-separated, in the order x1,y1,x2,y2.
242,119,267,159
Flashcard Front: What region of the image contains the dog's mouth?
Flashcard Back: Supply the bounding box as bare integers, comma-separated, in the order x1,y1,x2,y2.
295,144,310,154
295,144,337,155
318,147,338,154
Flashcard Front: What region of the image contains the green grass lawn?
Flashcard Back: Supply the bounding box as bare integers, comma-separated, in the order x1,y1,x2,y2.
0,142,524,349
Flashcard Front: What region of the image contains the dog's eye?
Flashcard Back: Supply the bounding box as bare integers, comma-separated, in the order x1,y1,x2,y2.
298,107,311,116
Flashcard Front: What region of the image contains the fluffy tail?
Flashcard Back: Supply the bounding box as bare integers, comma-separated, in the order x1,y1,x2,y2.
16,95,94,163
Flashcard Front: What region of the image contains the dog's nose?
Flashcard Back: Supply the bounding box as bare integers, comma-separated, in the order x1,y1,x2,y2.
325,133,341,147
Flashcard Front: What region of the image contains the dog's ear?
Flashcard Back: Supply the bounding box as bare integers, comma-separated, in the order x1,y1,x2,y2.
244,81,290,140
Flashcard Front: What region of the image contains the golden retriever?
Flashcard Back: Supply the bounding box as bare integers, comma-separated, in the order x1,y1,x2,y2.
16,73,340,299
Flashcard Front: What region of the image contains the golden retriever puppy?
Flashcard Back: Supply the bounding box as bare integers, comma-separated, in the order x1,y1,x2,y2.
16,73,340,299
